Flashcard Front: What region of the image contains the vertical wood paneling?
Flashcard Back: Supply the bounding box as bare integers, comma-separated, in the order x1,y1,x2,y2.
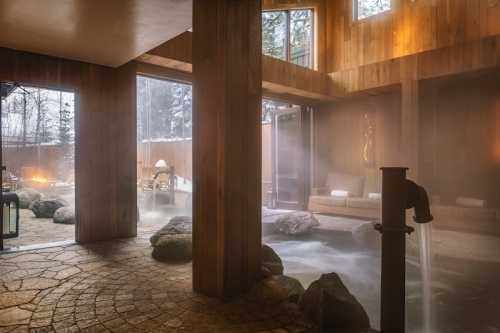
327,0,500,72
419,73,500,207
314,91,402,186
193,0,262,298
0,47,137,243
316,72,500,210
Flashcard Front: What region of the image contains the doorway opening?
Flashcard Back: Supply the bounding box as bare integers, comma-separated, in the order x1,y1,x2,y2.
136,75,192,236
1,82,76,251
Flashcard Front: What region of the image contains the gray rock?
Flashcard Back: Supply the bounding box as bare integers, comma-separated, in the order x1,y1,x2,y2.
261,244,284,277
16,188,42,209
247,275,304,305
53,206,76,224
352,222,380,251
30,199,67,218
274,211,320,236
299,272,370,332
152,234,192,262
150,216,192,246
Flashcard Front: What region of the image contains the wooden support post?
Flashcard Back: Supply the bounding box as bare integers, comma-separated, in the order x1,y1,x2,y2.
192,0,262,298
401,58,419,181
76,62,138,243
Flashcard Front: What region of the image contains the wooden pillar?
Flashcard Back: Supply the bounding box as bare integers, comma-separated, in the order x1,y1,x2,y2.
76,62,137,243
192,0,262,298
401,57,419,181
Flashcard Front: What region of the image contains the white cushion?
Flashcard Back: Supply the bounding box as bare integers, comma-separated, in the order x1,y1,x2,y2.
331,190,349,197
368,192,381,200
456,197,486,208
326,172,365,197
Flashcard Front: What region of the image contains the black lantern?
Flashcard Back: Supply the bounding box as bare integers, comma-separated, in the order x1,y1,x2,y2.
2,192,19,239
1,82,20,249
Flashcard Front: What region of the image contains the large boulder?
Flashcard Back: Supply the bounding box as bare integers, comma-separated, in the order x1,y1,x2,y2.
53,206,76,225
274,211,320,236
152,234,192,262
16,188,42,209
261,244,284,277
30,199,67,218
150,216,192,246
299,273,370,332
247,275,304,305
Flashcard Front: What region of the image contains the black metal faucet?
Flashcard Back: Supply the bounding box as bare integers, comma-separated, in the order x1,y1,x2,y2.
405,179,433,225
375,167,433,333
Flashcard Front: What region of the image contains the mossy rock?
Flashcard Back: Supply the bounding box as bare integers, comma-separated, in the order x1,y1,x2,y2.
152,234,192,262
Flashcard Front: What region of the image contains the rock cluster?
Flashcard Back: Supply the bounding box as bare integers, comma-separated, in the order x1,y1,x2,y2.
274,211,320,236
150,216,192,246
299,272,371,332
261,244,284,277
150,216,193,262
251,245,372,333
247,275,304,305
53,206,76,224
152,234,192,261
30,198,67,218
16,188,42,209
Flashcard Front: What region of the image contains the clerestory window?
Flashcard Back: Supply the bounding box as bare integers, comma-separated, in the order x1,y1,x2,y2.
262,9,314,69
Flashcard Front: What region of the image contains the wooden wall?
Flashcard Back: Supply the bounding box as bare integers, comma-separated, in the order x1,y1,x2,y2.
314,90,402,187
419,72,500,208
315,71,500,209
327,0,500,72
137,140,192,181
0,47,137,243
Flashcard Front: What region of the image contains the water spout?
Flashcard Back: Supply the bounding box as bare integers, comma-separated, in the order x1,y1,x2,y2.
405,180,433,224
417,222,433,333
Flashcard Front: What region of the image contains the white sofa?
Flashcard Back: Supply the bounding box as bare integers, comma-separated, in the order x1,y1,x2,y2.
308,171,381,220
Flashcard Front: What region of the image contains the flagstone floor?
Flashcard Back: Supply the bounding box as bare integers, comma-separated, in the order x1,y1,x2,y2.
0,233,314,333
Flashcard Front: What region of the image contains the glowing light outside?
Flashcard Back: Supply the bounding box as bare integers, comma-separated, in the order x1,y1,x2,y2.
31,175,49,184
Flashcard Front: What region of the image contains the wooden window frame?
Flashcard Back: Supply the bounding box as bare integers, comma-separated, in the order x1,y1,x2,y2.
262,8,315,69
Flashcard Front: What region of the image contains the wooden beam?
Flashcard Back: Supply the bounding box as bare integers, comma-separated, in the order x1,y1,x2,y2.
136,62,192,84
192,0,262,298
137,31,339,103
330,36,500,95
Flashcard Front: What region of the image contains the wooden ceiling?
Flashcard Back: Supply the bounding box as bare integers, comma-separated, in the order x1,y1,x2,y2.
0,0,192,67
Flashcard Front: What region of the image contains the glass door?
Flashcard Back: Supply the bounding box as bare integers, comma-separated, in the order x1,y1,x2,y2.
272,106,304,210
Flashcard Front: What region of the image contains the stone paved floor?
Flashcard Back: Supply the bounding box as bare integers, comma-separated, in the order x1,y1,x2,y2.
4,210,75,249
0,231,315,333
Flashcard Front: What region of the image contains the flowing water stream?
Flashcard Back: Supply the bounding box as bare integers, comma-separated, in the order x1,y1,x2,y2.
417,223,433,332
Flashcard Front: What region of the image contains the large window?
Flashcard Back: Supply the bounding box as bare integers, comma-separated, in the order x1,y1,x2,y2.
262,9,314,69
354,0,391,21
1,84,76,248
137,76,192,142
136,76,192,228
